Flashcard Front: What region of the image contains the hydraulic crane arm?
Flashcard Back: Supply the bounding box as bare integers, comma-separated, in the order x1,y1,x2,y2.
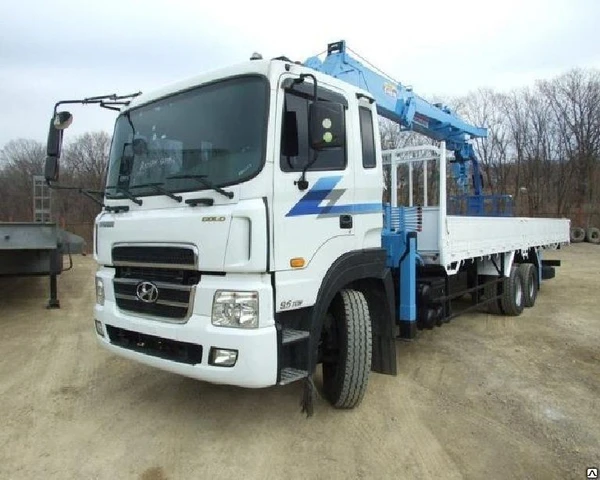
304,41,485,195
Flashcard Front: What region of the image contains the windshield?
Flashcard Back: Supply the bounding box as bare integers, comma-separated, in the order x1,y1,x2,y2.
106,75,268,198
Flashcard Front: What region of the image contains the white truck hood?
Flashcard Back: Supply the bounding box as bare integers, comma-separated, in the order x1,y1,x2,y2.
95,198,268,273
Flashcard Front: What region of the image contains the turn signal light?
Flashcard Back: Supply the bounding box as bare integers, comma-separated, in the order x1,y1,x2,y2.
290,257,305,268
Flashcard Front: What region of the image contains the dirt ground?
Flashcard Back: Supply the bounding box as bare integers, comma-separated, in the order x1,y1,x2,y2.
0,244,598,480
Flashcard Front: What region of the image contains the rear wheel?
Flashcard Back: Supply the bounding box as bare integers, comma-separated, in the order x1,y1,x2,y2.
320,289,372,409
518,263,538,308
500,266,525,316
483,277,504,315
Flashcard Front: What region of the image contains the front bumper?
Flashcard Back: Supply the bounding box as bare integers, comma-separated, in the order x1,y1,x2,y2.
94,270,277,388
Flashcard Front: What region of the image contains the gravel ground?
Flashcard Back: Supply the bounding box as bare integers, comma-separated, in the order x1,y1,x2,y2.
0,244,598,479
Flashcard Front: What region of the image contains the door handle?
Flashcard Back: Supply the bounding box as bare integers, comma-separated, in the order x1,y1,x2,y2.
339,214,353,229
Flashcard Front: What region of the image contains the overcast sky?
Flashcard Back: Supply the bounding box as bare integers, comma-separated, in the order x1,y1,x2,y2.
1,0,599,148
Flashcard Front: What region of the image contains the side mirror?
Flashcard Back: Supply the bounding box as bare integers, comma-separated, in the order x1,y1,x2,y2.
54,111,73,130
45,156,59,182
46,119,62,158
45,111,72,182
308,101,345,150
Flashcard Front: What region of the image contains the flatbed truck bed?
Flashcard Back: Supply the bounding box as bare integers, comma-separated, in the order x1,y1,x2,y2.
420,213,569,269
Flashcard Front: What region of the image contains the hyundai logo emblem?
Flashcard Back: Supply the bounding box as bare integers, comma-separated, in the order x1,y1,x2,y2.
136,281,159,303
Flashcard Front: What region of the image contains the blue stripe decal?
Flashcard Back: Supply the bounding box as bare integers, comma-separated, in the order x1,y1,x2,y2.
285,176,382,217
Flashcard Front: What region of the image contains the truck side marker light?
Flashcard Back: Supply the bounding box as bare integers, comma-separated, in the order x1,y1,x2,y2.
290,257,305,268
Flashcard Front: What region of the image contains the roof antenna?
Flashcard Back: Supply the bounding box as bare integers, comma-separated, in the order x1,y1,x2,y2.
250,52,263,60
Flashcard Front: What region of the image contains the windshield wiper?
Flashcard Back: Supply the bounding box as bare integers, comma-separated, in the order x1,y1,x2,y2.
105,185,143,205
130,182,182,203
166,174,234,199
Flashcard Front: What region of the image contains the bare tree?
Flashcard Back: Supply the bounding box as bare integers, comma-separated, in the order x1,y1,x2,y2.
538,69,600,225
505,87,575,217
454,88,512,197
0,139,46,221
62,131,111,190
53,131,111,228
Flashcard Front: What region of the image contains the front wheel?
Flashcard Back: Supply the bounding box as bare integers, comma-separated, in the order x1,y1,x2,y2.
320,289,372,409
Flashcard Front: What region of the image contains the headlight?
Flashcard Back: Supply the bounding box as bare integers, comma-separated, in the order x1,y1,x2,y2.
212,291,258,328
95,276,105,306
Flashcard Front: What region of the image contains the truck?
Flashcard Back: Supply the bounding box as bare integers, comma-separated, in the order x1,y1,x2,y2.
44,41,570,415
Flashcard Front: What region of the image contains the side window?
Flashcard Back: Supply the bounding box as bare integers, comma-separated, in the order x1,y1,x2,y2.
359,106,376,169
280,92,346,172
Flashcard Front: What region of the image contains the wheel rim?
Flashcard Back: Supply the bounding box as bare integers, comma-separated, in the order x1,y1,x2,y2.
529,273,535,298
515,278,523,306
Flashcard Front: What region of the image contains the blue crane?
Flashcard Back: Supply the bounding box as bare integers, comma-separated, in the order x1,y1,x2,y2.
304,41,488,208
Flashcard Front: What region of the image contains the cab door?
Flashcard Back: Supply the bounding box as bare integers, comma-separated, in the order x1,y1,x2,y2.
271,76,355,295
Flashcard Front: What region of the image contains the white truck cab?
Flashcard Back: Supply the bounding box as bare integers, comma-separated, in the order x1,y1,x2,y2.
90,57,389,398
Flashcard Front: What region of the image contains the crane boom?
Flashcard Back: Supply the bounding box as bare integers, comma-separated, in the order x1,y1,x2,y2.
304,40,485,196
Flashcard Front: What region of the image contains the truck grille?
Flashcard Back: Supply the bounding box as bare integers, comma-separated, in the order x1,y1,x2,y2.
113,278,194,321
106,325,202,364
111,245,199,322
118,265,200,286
112,245,196,269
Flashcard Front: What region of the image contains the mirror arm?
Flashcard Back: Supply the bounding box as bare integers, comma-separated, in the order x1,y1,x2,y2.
295,151,319,191
99,103,122,112
291,73,319,191
293,74,318,102
53,99,89,116
53,91,142,115
44,182,105,207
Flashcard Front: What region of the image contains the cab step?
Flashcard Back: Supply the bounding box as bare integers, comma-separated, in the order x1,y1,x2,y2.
279,367,308,385
282,328,310,345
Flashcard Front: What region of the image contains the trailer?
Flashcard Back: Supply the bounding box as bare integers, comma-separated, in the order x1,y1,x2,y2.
43,40,570,414
0,222,64,307
0,177,85,308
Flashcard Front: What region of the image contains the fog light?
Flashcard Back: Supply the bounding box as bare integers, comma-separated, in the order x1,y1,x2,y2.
209,348,238,367
94,319,104,337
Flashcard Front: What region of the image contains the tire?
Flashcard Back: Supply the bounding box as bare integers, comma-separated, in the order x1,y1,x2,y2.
483,279,504,315
321,289,372,409
570,227,585,243
586,227,600,244
518,263,538,308
500,266,525,316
